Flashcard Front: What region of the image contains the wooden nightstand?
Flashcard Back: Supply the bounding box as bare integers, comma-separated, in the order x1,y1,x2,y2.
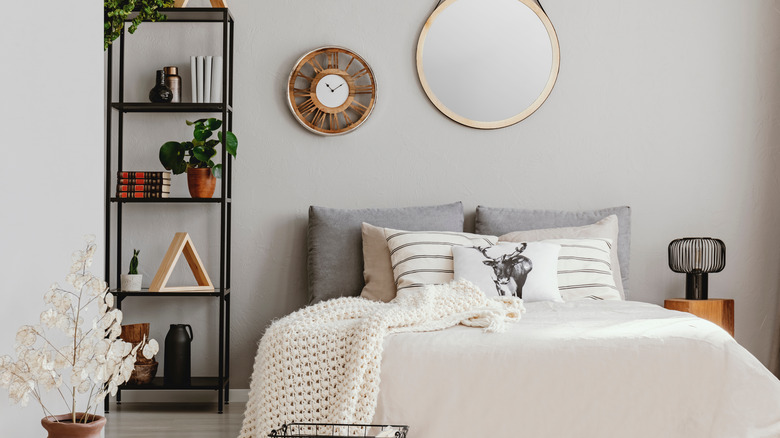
664,298,734,336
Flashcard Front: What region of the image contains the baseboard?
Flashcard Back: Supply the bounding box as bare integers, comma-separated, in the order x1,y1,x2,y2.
114,388,249,403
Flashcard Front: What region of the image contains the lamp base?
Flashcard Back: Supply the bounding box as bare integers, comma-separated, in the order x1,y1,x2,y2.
685,272,708,300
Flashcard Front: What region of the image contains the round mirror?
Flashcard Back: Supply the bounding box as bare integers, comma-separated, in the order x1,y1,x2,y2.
417,0,560,129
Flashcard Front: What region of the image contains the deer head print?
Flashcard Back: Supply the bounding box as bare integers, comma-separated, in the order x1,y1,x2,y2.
473,244,533,298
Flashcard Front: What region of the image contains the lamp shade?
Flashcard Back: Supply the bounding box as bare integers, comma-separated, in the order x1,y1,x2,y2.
668,237,726,299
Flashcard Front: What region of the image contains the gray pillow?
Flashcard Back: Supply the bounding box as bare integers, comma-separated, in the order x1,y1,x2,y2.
308,202,464,304
475,206,631,297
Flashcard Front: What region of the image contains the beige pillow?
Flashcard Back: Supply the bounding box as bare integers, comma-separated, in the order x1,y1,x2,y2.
499,215,625,300
383,227,498,294
360,223,397,302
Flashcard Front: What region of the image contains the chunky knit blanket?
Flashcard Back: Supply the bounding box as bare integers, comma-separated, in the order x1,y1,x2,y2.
239,280,525,438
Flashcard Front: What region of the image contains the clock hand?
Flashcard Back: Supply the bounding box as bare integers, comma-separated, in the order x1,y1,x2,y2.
332,83,345,91
324,83,334,92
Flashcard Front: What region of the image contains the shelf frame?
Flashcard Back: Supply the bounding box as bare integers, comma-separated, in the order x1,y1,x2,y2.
104,6,234,414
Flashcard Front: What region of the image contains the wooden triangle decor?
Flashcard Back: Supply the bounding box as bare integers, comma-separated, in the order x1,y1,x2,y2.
149,232,215,292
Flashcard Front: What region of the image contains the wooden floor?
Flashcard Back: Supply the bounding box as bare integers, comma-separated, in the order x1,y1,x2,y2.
104,402,245,438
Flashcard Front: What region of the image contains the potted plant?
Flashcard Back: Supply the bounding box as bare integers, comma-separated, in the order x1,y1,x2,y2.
104,0,175,50
0,236,159,437
120,249,142,291
159,118,238,198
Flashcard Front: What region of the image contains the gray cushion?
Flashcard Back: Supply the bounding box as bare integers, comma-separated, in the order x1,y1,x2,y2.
308,202,464,304
475,206,631,297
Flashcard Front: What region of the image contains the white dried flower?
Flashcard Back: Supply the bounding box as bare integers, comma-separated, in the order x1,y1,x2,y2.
142,339,159,359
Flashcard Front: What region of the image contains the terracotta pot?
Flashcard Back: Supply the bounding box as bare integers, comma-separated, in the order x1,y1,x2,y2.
41,413,106,438
127,361,159,385
186,167,216,198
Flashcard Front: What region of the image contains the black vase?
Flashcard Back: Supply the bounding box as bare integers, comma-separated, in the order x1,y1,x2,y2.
149,69,173,103
164,324,192,386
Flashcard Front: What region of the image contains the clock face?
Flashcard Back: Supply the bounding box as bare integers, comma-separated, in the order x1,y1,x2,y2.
287,47,377,135
315,74,349,108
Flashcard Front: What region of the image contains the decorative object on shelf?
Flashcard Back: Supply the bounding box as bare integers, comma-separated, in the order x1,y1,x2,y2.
191,55,224,103
116,170,172,198
120,323,160,385
417,0,560,129
104,0,176,50
164,324,193,385
186,167,216,198
0,237,158,435
120,249,143,291
668,237,726,300
158,118,238,198
174,0,189,7
164,66,182,103
149,232,215,292
287,46,377,136
149,69,174,103
210,0,227,7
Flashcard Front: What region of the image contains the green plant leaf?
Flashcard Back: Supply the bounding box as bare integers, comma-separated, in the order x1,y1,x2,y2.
221,131,238,157
206,118,222,131
193,146,216,163
213,164,223,179
194,128,212,142
159,141,185,173
181,141,194,151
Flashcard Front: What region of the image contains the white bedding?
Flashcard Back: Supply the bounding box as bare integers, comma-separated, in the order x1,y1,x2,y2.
372,300,780,438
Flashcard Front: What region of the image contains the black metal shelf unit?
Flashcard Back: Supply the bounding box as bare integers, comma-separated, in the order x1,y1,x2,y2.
104,7,234,414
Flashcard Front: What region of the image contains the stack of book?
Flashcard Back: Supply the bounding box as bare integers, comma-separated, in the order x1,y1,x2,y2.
116,171,171,198
191,55,223,103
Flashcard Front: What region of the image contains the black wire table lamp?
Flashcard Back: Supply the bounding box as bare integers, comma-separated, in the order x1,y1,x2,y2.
668,237,726,300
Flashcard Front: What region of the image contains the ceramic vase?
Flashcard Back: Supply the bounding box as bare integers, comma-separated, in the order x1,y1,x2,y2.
186,168,216,198
40,413,106,438
120,274,142,291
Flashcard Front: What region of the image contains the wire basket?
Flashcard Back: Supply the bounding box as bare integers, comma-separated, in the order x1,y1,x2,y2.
269,423,409,438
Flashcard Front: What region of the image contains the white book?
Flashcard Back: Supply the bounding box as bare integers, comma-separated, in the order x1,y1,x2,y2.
211,56,223,103
204,56,213,104
190,56,197,103
196,56,205,103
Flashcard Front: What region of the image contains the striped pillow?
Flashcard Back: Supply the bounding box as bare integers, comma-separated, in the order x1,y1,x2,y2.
547,238,621,301
381,227,498,293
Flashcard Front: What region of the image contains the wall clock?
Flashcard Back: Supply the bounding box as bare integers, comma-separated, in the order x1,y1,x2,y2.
287,47,377,136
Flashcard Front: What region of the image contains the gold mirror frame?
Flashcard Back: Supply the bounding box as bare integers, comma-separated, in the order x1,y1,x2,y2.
416,0,561,129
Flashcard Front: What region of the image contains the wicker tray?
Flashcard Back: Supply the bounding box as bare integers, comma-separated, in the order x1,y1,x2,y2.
269,423,409,438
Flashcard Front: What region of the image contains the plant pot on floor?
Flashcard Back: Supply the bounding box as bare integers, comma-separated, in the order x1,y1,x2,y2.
41,413,106,438
186,167,216,198
120,274,142,291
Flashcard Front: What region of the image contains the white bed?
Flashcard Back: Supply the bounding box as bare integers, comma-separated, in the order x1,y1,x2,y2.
373,300,780,438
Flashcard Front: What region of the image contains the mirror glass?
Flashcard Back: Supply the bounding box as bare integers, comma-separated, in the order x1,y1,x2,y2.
417,0,560,129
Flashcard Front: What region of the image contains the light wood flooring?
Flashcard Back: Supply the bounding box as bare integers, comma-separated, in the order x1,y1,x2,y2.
104,402,245,438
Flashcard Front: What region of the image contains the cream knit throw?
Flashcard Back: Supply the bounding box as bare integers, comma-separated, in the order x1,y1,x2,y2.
239,280,525,438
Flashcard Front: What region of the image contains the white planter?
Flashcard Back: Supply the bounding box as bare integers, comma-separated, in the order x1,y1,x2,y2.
121,274,143,292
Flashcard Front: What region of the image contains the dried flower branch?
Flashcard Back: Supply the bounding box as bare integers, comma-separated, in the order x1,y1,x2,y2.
0,236,159,423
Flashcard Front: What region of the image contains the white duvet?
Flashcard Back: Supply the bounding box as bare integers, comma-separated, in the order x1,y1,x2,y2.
372,300,780,438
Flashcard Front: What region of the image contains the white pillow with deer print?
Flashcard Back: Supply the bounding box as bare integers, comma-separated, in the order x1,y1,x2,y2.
452,242,563,302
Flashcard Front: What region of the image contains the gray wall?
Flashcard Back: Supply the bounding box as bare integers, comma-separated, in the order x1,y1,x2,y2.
0,0,103,433
113,0,780,389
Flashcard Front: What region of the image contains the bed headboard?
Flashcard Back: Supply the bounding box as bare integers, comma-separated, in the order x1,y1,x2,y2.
306,203,631,303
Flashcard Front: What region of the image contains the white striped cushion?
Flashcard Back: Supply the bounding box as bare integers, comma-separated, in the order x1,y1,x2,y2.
546,238,621,301
381,227,498,293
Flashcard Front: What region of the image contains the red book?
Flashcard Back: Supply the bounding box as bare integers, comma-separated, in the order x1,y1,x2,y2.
117,192,170,199
117,184,170,193
118,178,171,185
117,171,171,180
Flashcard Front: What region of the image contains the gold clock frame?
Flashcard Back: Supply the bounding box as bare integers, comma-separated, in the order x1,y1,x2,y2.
286,46,377,136
416,0,560,129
